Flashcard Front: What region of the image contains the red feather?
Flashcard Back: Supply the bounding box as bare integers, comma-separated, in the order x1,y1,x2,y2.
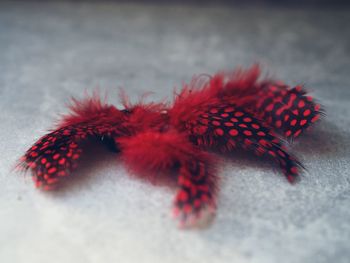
19,65,323,227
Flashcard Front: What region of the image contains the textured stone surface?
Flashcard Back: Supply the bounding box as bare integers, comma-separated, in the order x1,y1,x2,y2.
0,1,349,263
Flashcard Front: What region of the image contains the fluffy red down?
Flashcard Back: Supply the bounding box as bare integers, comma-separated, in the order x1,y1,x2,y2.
117,131,214,177
169,65,261,129
58,93,122,128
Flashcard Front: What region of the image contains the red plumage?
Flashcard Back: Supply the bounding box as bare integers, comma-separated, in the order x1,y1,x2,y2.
19,65,323,227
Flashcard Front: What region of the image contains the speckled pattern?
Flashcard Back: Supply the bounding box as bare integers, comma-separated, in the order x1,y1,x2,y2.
0,1,349,263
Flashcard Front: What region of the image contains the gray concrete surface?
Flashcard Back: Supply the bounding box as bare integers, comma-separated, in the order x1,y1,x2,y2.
0,1,349,263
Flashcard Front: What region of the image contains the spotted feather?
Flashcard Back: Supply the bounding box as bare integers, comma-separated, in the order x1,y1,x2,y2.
173,158,217,226
188,105,301,182
252,83,323,138
20,122,120,189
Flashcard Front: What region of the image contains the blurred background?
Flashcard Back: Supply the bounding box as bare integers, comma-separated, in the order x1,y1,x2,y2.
1,1,349,263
